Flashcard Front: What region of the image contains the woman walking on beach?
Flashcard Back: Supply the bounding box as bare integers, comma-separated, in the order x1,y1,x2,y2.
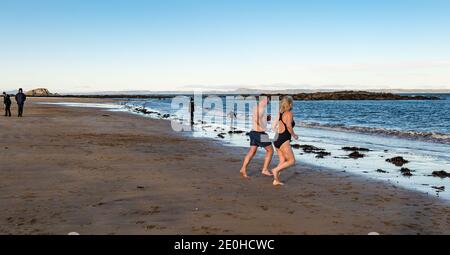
271,96,298,186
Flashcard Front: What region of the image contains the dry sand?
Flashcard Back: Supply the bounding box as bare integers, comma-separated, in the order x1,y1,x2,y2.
0,97,449,235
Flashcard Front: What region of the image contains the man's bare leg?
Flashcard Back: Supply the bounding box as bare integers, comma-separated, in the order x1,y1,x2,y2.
262,145,274,176
240,146,257,178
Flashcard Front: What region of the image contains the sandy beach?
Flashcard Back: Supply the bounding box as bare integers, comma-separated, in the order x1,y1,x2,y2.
0,97,449,235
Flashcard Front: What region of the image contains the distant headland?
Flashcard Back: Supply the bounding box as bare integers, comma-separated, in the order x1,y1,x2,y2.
26,88,441,100
289,91,440,100
25,88,57,97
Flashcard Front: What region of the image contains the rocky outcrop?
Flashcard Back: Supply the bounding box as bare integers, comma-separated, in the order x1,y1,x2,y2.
26,88,53,97
432,171,450,178
295,144,325,153
432,186,445,192
400,168,414,177
386,156,409,167
342,147,371,152
287,91,440,101
315,151,331,158
348,151,365,159
292,144,331,158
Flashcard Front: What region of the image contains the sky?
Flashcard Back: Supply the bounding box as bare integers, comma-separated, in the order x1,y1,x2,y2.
1,0,450,93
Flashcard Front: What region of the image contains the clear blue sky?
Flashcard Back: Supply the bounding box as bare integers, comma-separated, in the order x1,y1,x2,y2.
1,0,449,92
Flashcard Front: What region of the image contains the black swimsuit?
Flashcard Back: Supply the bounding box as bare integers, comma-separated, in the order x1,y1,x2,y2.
274,112,296,149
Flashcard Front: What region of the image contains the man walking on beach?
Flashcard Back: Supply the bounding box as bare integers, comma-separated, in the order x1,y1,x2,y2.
3,92,12,117
15,88,26,117
240,95,274,178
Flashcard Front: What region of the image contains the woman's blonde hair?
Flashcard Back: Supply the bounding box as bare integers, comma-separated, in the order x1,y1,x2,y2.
279,96,294,113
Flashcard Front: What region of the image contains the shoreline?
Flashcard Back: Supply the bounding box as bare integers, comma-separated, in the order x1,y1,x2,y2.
0,97,449,234
34,97,450,145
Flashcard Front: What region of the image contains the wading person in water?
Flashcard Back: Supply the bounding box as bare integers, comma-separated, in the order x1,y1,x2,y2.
239,95,274,178
3,92,12,117
15,88,26,117
271,96,298,186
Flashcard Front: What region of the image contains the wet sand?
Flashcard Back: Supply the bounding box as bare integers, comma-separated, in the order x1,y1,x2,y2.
0,97,449,235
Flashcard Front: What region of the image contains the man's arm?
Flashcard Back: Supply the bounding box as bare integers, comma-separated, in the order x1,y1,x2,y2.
271,113,280,132
252,107,258,130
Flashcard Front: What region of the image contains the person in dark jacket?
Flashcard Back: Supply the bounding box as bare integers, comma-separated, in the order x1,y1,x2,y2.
190,97,195,127
3,92,11,117
15,88,27,117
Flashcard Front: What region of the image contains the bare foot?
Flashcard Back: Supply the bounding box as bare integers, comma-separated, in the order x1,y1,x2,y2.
240,169,250,179
273,180,285,186
261,170,273,177
272,169,283,185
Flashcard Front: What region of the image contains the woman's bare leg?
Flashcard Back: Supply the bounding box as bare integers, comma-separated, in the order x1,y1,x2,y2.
272,148,287,186
240,146,257,178
276,148,286,168
272,142,296,186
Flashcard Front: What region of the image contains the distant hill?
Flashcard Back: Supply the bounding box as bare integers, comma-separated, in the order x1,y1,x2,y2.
26,88,56,97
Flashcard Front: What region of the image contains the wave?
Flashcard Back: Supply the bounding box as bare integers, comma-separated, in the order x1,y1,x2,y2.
301,122,450,145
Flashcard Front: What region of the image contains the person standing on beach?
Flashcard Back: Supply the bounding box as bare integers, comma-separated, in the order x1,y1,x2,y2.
239,95,274,178
15,88,26,117
227,110,237,129
271,96,298,186
3,92,12,117
190,97,195,127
